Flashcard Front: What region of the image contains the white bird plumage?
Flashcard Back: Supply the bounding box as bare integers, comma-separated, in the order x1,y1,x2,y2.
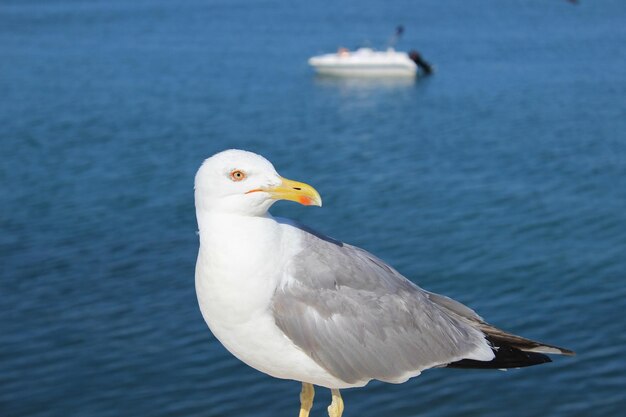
194,149,573,417
195,150,341,386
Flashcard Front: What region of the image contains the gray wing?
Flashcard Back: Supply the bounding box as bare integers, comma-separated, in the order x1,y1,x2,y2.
271,227,494,385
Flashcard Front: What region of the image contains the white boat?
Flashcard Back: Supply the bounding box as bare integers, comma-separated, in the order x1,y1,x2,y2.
308,47,425,78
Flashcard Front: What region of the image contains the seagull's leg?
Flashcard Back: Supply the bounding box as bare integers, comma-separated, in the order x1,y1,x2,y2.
298,382,315,417
327,388,344,417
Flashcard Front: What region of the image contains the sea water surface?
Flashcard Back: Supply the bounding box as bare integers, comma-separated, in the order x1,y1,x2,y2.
1,0,625,416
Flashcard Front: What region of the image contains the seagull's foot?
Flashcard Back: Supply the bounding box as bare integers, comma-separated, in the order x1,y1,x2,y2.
327,388,344,417
299,382,315,417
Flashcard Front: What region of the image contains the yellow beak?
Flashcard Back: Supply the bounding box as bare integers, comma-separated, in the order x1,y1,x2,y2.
247,176,322,207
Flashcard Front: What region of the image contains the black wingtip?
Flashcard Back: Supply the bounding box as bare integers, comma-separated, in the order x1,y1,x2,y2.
446,344,552,370
557,347,576,356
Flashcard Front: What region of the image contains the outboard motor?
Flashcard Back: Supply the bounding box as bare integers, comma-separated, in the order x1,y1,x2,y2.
409,50,433,75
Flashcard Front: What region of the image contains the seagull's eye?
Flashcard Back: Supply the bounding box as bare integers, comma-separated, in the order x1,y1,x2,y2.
230,170,246,182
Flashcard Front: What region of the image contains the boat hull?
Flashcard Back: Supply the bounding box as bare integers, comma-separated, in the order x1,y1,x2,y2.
308,48,418,78
310,64,416,77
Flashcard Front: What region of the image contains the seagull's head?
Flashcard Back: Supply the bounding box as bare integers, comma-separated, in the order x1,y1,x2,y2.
194,149,322,216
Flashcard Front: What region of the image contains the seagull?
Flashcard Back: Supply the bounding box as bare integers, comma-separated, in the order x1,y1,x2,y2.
194,149,574,417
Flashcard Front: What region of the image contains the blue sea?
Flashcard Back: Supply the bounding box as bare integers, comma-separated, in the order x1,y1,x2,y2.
1,0,625,416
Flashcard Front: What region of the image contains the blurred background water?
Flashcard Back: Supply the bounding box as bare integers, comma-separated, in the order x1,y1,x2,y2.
1,0,625,416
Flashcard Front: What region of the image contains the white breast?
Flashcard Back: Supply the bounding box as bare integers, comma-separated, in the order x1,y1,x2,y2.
195,213,350,388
